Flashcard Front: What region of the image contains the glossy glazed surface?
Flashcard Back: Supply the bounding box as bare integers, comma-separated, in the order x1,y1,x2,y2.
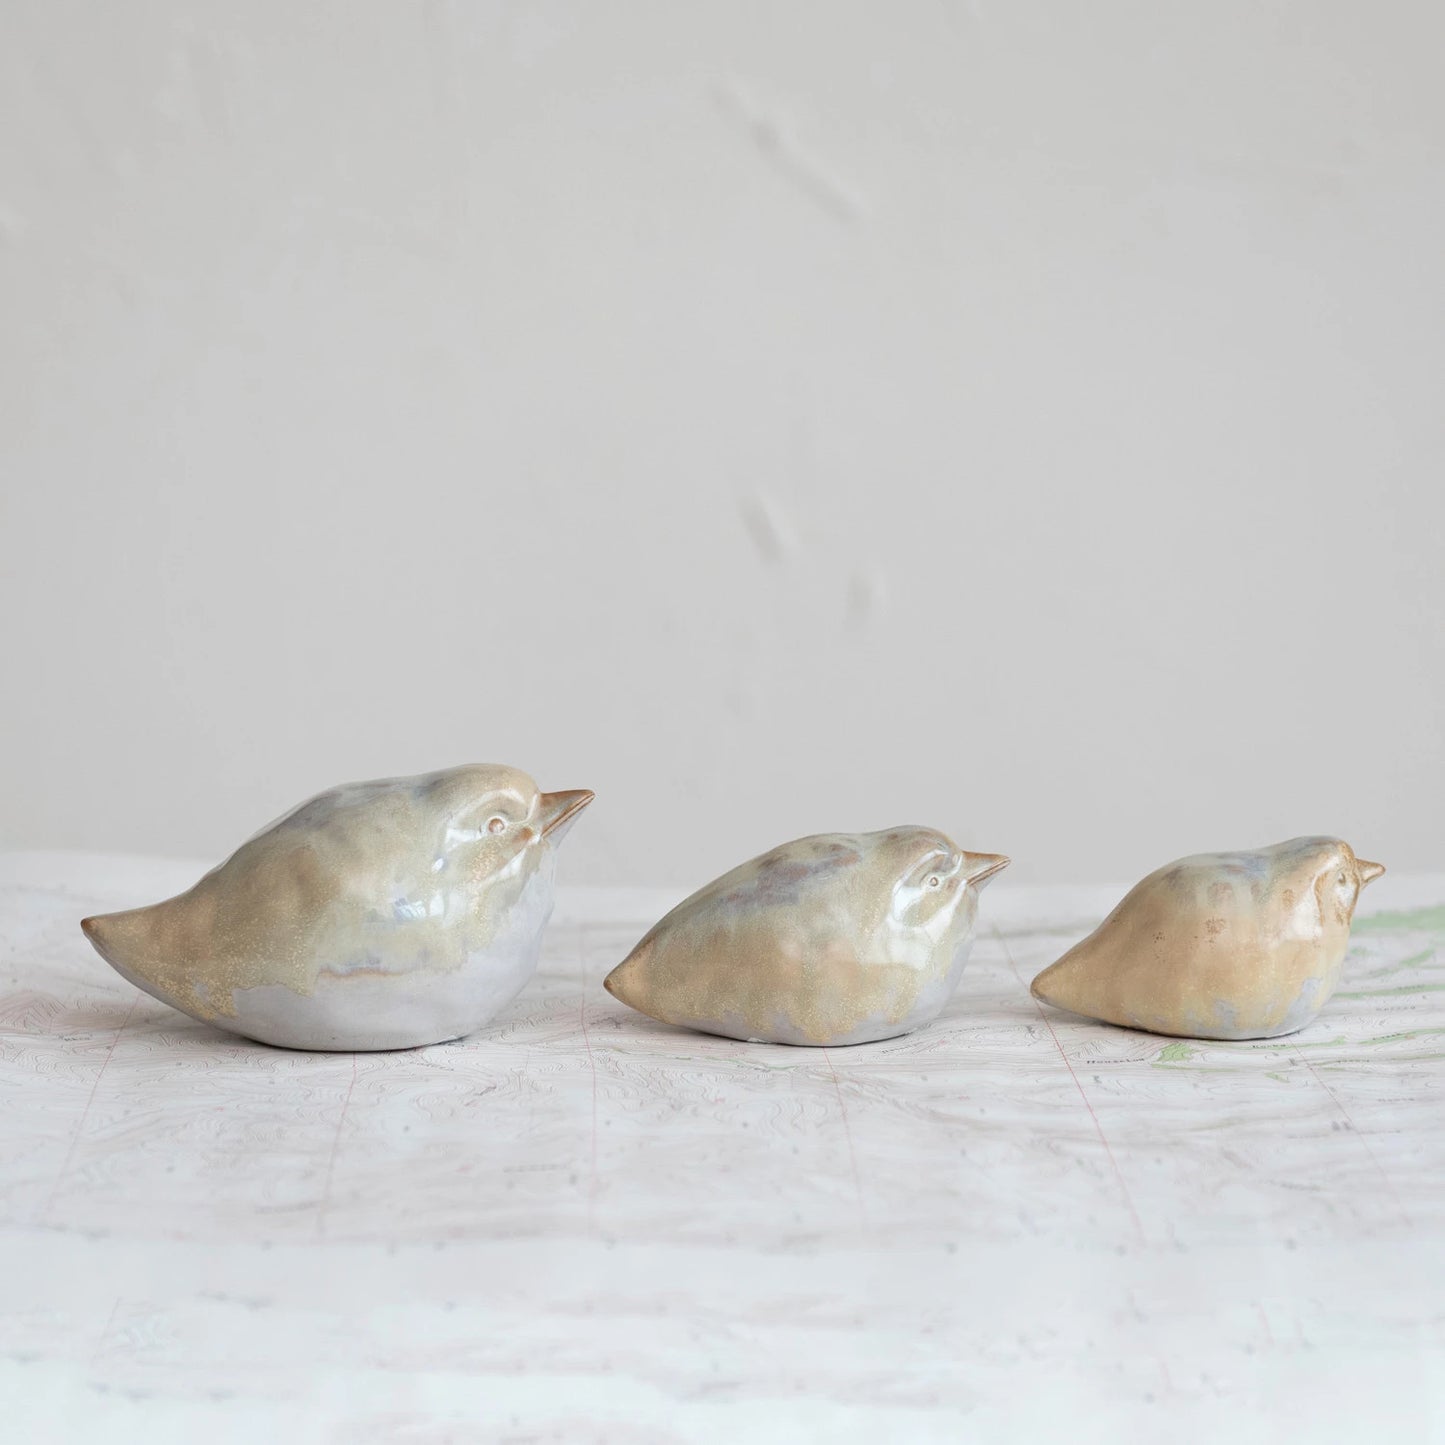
604,828,1008,1045
1030,836,1385,1040
80,765,593,1050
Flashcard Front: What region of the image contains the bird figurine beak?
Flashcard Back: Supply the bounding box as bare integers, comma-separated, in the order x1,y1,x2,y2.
537,789,595,844
964,853,1011,887
1357,858,1386,886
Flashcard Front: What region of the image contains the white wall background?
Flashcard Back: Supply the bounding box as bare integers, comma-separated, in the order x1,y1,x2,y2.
2,1,1441,887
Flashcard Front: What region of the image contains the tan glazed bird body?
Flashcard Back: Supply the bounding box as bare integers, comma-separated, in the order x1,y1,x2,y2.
81,764,593,1051
1030,836,1385,1040
604,827,1009,1046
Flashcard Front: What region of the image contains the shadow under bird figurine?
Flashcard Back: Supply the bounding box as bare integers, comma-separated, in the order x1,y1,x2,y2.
603,828,1009,1046
1030,836,1385,1041
81,764,593,1051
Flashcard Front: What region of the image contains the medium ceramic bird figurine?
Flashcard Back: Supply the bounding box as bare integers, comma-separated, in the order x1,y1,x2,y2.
81,764,593,1051
603,828,1009,1046
1030,836,1385,1040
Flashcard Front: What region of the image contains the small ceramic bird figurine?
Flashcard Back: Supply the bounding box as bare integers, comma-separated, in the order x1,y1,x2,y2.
1030,836,1385,1040
81,764,593,1051
603,828,1009,1046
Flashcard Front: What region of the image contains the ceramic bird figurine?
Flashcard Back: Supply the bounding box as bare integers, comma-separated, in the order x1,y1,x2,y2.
603,828,1009,1046
1030,836,1385,1040
81,764,593,1051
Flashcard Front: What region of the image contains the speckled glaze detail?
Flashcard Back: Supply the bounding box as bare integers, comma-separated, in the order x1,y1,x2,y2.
80,765,593,1051
1030,837,1386,1041
603,829,1009,1046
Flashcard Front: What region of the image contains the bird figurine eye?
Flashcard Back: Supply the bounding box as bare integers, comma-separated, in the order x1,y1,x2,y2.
1338,872,1348,886
927,875,941,889
487,816,507,835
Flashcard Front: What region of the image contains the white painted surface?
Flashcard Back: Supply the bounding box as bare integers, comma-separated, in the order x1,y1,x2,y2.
2,3,1443,886
4,851,1443,1442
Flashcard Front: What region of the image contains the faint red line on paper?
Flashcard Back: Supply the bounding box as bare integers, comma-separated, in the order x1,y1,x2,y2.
995,926,1147,1245
39,992,140,1223
1291,1043,1413,1228
823,1047,869,1229
316,1054,358,1239
1128,1289,1177,1396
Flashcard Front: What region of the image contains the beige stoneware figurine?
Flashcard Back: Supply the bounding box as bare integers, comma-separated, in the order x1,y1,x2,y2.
81,764,593,1051
604,828,1009,1046
1030,836,1385,1040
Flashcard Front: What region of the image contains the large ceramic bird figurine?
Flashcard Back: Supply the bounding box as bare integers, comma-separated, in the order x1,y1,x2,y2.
81,764,593,1050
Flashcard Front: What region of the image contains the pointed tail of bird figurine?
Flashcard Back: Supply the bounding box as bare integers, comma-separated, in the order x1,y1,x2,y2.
80,904,181,1007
